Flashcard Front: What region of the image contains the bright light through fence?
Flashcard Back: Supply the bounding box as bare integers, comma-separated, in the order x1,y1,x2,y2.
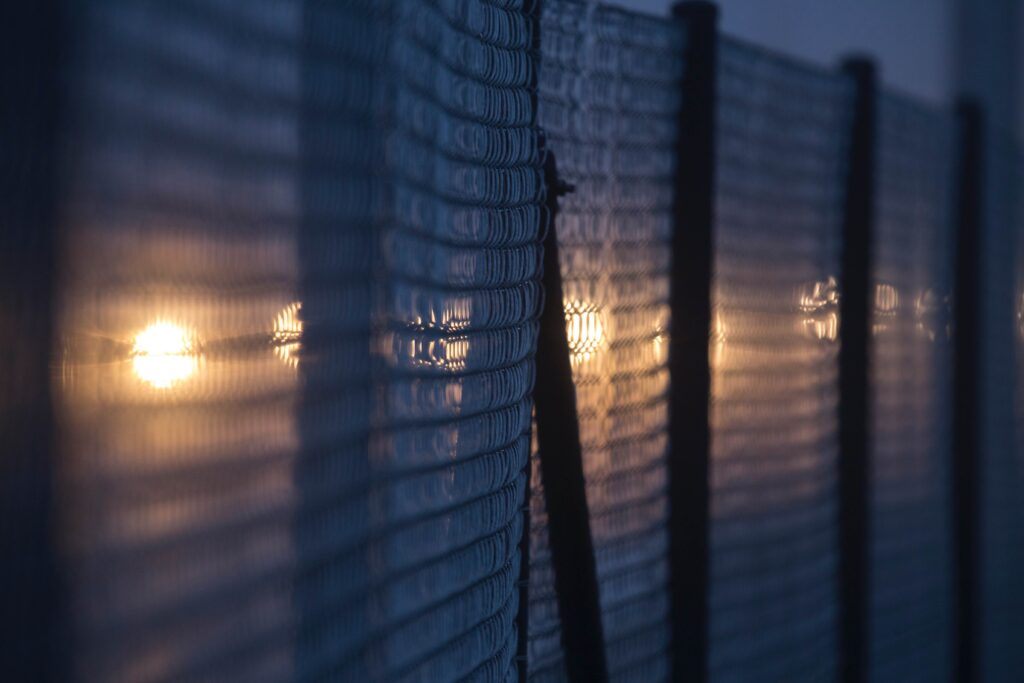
273,301,303,368
131,322,200,389
798,276,840,342
564,299,606,364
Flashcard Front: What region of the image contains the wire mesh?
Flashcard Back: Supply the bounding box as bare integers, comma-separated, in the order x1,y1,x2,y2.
708,37,851,683
54,0,542,680
529,1,684,681
8,2,1024,681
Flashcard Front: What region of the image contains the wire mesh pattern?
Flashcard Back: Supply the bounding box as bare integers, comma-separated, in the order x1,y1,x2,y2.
868,93,956,683
527,440,568,683
9,2,1024,682
57,3,307,679
708,38,851,682
528,2,684,681
54,0,542,680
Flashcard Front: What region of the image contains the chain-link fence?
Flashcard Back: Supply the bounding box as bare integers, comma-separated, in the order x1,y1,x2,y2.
2,1,1022,681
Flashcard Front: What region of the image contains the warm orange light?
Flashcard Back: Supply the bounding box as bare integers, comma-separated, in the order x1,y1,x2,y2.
431,336,469,371
653,330,668,364
273,302,303,368
564,299,605,363
875,283,899,313
806,312,838,342
710,311,728,366
798,277,840,342
131,322,199,389
872,283,899,335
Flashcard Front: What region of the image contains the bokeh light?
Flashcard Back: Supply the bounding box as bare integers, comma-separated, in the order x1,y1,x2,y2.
798,276,840,341
131,322,200,389
273,302,303,368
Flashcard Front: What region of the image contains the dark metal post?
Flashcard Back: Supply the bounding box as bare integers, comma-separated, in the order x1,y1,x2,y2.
837,57,878,683
951,99,984,683
0,1,66,679
668,4,718,683
533,149,609,683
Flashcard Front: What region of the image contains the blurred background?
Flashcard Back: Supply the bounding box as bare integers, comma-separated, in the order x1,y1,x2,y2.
4,1,1023,681
616,0,1022,139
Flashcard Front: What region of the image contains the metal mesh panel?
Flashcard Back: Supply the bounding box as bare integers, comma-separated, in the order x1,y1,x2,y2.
527,439,569,683
868,93,956,682
980,129,1024,683
18,2,1024,680
54,1,542,680
708,38,850,682
529,2,684,680
57,4,307,678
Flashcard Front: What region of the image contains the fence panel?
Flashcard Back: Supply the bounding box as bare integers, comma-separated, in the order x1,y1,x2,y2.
53,0,542,680
7,2,1024,681
708,37,851,683
530,1,685,680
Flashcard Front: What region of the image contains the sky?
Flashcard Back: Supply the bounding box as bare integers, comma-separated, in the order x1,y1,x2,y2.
608,0,955,104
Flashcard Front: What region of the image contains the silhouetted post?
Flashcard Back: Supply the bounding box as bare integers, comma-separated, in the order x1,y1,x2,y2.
668,3,718,683
951,99,984,683
837,56,878,683
533,149,609,683
0,1,67,679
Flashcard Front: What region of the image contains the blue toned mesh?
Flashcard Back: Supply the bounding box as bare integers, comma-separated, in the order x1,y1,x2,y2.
54,1,542,681
527,441,569,683
868,93,956,683
530,2,684,680
345,1,542,679
708,38,851,682
979,129,1024,683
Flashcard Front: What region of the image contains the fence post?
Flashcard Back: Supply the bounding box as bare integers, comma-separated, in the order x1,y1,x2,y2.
668,3,718,683
837,57,878,683
532,148,609,683
951,99,984,683
0,1,67,679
